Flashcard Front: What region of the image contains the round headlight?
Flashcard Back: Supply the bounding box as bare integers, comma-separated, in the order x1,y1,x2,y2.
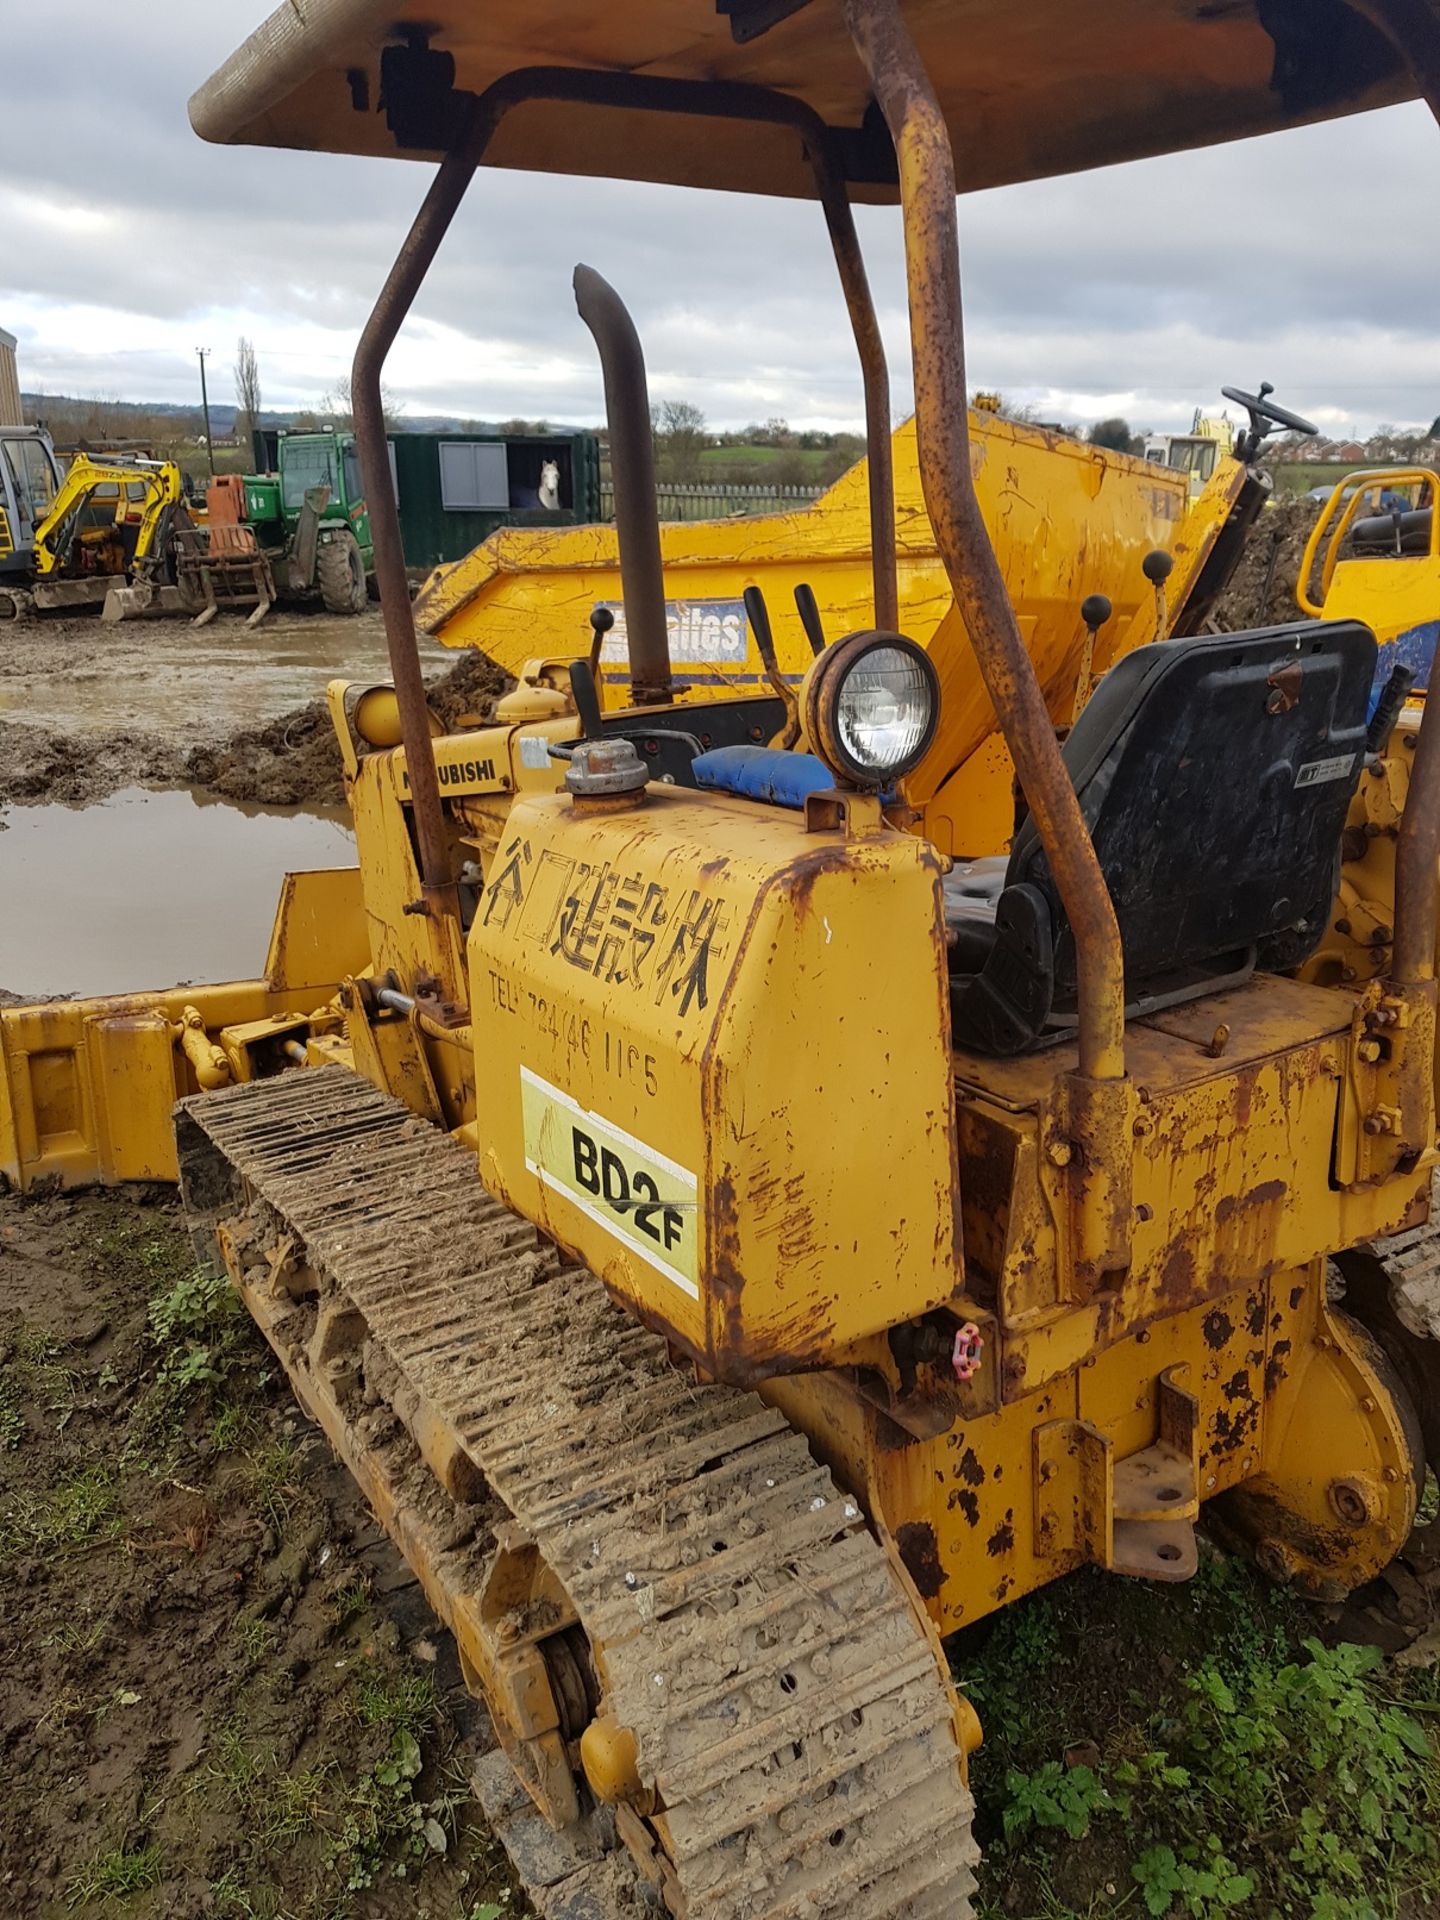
801,630,940,787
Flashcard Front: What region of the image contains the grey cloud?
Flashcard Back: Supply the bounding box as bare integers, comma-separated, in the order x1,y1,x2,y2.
3,4,1438,435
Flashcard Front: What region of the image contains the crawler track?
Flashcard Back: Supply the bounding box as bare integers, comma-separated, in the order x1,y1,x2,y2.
178,1068,978,1919
1334,1179,1440,1650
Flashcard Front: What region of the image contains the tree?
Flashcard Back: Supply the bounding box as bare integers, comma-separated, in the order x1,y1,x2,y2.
654,398,708,482
1429,415,1440,441
1088,417,1137,454
234,336,262,454
321,372,405,431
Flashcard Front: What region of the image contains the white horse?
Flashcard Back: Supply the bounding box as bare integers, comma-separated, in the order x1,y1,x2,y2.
537,459,561,510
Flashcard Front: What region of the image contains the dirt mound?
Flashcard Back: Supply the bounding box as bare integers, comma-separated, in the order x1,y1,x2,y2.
181,648,513,810
0,1184,527,1916
0,645,516,814
183,701,343,810
1212,492,1321,632
0,724,184,811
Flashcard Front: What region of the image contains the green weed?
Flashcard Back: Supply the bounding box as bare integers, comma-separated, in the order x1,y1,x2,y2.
1132,1841,1253,1917
209,1868,282,1919
66,1841,164,1905
207,1724,331,1847
1001,1760,1113,1842
0,1466,119,1555
328,1572,371,1624
326,1728,449,1892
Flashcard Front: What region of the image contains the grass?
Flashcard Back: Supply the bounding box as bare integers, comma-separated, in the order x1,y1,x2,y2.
0,1465,119,1556
1269,461,1422,497
207,1724,332,1849
67,1842,164,1905
353,1663,438,1743
963,1548,1440,1918
0,1322,77,1449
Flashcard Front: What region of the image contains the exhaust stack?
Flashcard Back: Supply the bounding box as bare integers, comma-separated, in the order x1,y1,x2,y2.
573,265,672,706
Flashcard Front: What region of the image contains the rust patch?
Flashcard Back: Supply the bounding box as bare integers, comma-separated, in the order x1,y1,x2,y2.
948,1487,980,1527
1245,1294,1265,1338
1289,1283,1306,1311
1203,1308,1235,1351
896,1520,948,1597
1222,1369,1249,1402
1160,1242,1196,1306
775,845,857,926
1265,658,1302,714
1211,1395,1260,1454
986,1510,1015,1558
1215,1178,1286,1226
1265,1339,1292,1397
957,1446,985,1488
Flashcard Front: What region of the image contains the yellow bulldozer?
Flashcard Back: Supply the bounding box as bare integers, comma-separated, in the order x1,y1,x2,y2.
6,1,1440,1915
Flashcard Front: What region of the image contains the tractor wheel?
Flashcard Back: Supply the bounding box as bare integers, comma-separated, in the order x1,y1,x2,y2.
317,532,367,615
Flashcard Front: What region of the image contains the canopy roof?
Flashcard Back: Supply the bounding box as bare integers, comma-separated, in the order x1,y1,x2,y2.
191,1,1414,199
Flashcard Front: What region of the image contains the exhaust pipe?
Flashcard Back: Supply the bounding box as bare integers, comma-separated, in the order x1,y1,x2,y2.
573,265,672,706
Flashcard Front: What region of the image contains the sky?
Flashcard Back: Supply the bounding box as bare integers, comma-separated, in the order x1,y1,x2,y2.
3,3,1440,441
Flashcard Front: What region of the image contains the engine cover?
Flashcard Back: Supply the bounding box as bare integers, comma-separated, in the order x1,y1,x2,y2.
468,784,960,1381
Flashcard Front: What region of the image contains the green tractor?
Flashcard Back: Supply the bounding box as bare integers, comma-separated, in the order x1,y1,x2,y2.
176,431,375,624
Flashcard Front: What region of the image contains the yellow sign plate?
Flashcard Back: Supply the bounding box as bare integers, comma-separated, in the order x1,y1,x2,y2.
520,1066,700,1300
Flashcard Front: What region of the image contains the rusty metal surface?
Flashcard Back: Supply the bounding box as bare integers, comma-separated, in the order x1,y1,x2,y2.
352,127,483,925
573,265,671,705
842,0,1126,1083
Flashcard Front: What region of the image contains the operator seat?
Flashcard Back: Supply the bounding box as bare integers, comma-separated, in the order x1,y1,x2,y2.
945,620,1376,1055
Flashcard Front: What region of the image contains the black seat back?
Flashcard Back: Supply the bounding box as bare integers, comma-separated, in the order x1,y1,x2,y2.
952,620,1376,1052
1019,618,1375,1002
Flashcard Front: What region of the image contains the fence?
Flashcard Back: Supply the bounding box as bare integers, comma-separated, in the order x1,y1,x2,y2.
599,478,825,522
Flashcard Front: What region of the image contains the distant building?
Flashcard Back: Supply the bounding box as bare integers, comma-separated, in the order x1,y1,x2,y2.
0,328,21,427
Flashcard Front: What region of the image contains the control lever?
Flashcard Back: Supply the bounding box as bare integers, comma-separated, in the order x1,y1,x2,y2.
1143,547,1176,642
568,657,605,740
587,603,615,681
1071,593,1113,726
743,584,801,746
793,582,827,656
1367,663,1416,754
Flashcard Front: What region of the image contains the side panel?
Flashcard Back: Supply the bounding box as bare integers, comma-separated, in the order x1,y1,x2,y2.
468,787,960,1379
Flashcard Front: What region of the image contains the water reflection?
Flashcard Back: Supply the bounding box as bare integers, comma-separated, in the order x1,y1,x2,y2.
0,786,354,998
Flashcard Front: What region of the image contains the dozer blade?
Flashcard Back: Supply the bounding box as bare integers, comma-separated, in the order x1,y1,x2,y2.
176,1068,979,1920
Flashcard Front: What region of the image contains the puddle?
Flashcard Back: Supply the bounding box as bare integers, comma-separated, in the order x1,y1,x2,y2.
0,787,354,998
0,607,450,738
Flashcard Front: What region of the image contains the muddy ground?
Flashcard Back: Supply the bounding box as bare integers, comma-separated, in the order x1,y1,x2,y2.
1210,493,1322,632
0,1185,532,1920
0,610,505,813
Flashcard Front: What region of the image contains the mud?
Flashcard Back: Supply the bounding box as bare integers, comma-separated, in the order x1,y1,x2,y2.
0,613,510,815
0,1183,531,1919
1211,494,1322,632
